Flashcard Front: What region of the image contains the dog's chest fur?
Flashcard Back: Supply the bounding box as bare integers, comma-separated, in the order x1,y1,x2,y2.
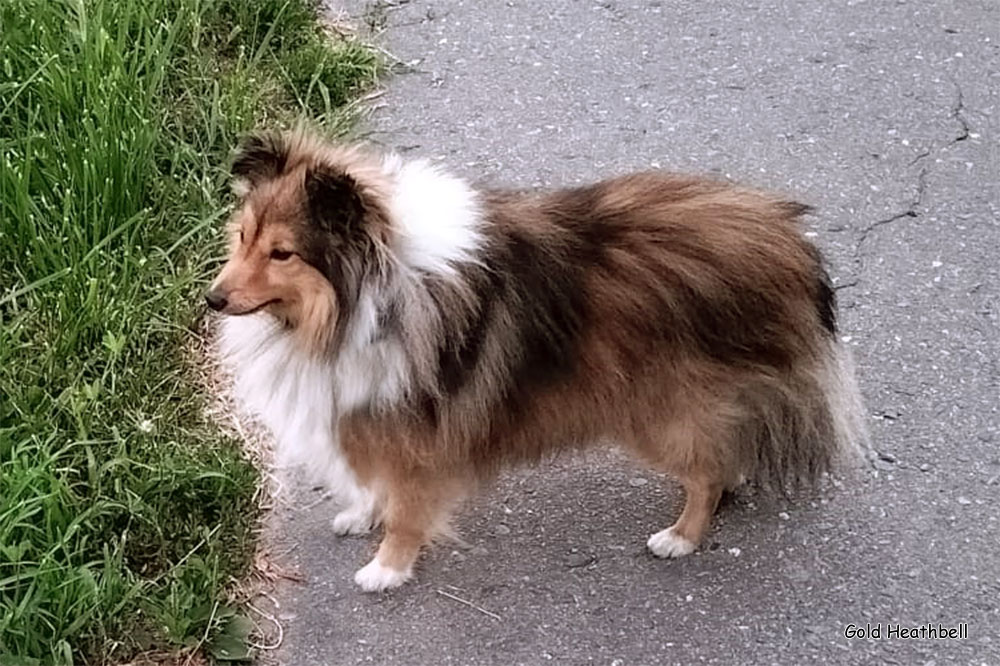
218,313,391,503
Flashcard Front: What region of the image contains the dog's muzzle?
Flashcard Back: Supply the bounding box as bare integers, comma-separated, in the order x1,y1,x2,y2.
205,289,228,312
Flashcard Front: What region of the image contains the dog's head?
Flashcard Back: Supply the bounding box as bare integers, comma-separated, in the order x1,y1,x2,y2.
206,132,389,351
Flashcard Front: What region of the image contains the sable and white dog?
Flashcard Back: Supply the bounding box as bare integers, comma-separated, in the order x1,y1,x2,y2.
209,130,868,592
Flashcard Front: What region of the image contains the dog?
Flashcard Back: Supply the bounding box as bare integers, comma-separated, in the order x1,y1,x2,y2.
209,129,868,592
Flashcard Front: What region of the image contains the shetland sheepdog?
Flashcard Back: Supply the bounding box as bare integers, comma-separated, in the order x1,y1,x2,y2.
210,130,868,592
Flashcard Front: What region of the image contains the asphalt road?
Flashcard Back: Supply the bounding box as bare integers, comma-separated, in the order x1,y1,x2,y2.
260,1,1000,664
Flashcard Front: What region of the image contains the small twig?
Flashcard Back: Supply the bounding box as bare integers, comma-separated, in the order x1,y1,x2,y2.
436,589,501,621
373,0,414,10
359,89,387,102
184,600,220,666
246,600,285,651
299,490,333,511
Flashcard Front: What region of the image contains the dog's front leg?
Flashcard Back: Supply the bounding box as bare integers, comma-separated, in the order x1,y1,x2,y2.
332,488,380,536
354,470,464,592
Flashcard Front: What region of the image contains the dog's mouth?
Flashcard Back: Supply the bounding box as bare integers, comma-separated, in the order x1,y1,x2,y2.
229,299,281,316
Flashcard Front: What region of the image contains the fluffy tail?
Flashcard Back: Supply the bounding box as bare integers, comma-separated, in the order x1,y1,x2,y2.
735,340,871,492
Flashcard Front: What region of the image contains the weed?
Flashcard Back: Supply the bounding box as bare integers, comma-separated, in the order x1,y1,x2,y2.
0,0,378,662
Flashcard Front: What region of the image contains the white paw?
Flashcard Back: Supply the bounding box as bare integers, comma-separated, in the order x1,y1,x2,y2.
354,558,412,592
647,527,697,558
332,505,377,536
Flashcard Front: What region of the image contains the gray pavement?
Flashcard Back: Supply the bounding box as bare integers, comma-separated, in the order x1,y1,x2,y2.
262,1,1000,663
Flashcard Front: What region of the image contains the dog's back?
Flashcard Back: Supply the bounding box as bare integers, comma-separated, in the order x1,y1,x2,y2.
343,171,864,479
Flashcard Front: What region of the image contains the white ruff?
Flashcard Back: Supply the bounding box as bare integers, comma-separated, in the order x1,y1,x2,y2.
332,152,484,413
384,154,484,276
332,289,411,414
217,314,367,508
216,152,484,525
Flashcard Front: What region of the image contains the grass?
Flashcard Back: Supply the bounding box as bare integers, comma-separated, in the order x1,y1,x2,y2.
0,0,378,662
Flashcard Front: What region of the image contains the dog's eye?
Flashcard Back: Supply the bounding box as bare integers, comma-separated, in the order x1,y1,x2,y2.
270,249,293,261
239,229,244,244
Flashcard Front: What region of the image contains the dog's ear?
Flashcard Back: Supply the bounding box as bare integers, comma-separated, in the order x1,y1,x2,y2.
231,132,289,195
304,165,367,235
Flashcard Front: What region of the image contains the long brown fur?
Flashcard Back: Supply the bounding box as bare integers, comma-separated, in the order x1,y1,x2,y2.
209,130,868,587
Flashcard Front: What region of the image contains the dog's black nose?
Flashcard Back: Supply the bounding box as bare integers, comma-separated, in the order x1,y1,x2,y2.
205,290,228,312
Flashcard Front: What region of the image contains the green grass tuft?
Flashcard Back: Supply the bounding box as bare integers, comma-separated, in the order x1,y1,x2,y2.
0,0,379,662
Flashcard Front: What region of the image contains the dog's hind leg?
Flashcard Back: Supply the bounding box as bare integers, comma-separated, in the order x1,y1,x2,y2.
629,404,736,559
647,472,725,558
353,471,465,592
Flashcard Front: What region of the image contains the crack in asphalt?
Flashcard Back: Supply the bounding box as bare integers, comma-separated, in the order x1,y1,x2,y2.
948,80,972,145
857,167,928,252
838,167,928,291
907,148,931,166
838,80,972,293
